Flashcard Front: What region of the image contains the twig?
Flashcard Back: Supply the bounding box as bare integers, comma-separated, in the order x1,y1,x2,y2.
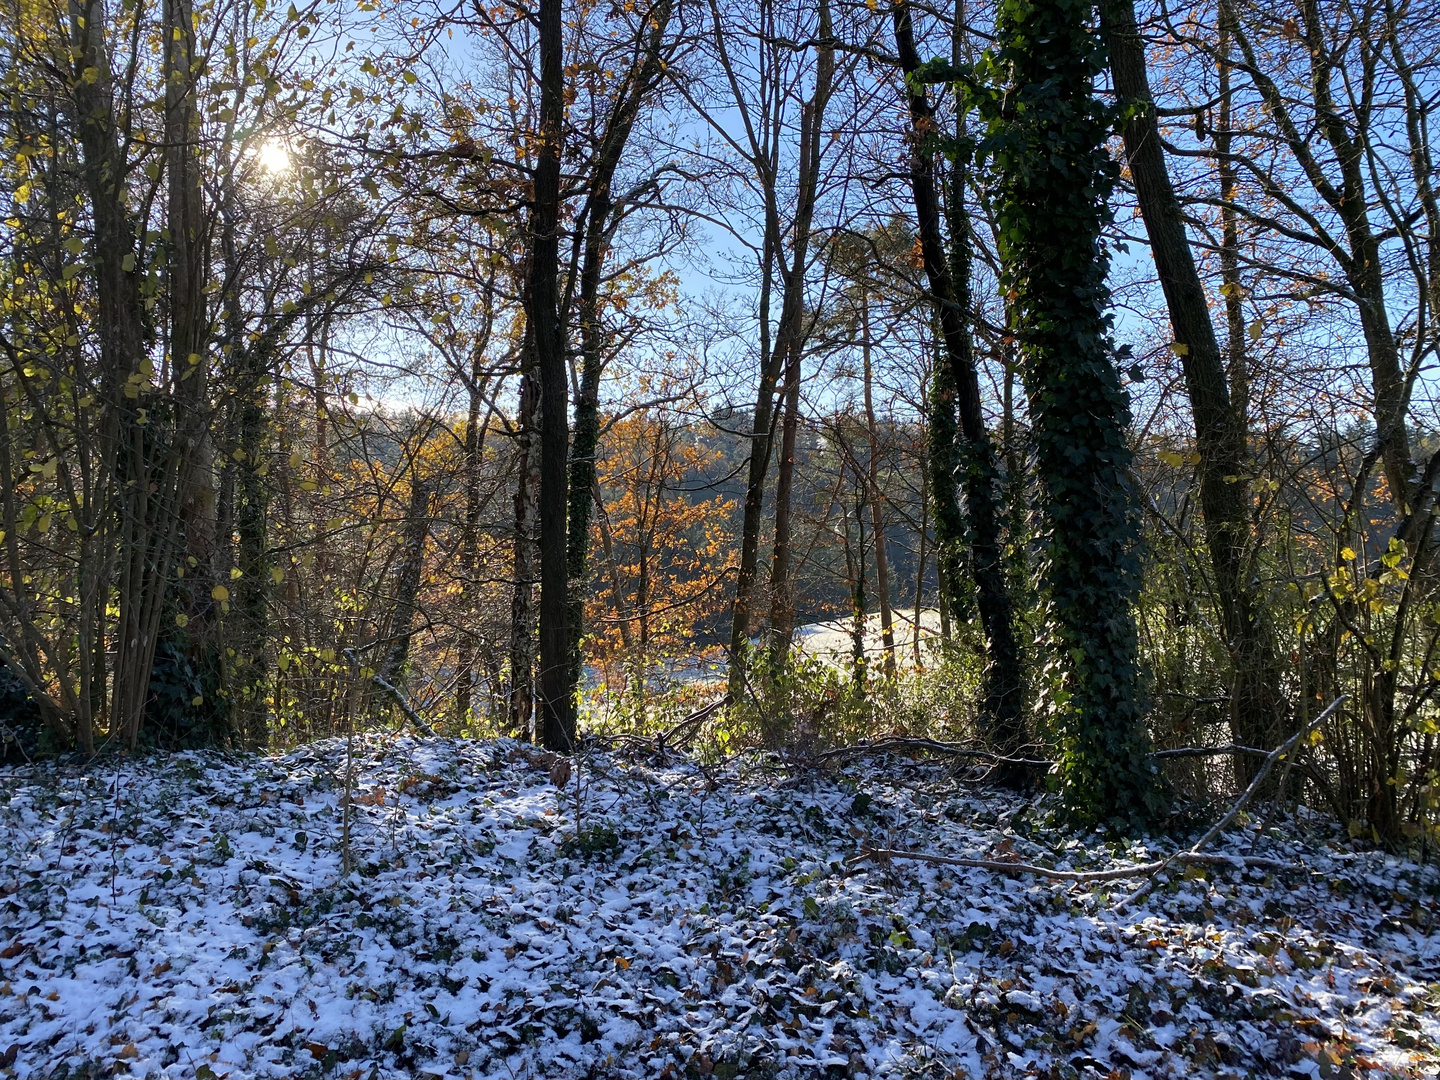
344,647,435,736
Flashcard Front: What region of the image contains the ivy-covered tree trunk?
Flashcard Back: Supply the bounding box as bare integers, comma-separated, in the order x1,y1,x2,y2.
979,0,1163,827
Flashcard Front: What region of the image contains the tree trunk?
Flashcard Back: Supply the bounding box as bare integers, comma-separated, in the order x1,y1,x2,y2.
913,431,929,666
927,322,963,641
377,474,431,690
72,0,174,750
230,347,271,750
765,0,835,664
727,235,781,701
565,0,674,707
861,290,896,675
842,487,867,687
509,366,538,741
164,0,228,744
1101,0,1285,758
893,0,1025,753
1216,0,1248,426
531,0,573,752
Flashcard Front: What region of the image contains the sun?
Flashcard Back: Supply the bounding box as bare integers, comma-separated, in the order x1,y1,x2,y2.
256,138,292,175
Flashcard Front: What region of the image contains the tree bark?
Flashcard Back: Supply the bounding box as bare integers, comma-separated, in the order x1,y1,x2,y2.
1101,0,1285,756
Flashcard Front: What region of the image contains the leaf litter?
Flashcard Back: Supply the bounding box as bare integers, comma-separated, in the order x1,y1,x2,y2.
0,737,1436,1079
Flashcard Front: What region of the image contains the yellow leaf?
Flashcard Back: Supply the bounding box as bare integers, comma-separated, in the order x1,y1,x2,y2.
1158,450,1185,467
1169,341,1189,356
175,613,189,627
191,696,204,707
1248,320,1263,341
271,567,285,583
1340,547,1356,562
211,585,230,601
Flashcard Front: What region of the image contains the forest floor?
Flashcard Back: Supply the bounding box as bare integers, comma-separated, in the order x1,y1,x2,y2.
0,738,1436,1080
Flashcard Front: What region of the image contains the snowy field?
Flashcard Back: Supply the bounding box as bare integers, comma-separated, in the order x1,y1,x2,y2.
1,738,1437,1079
792,608,945,672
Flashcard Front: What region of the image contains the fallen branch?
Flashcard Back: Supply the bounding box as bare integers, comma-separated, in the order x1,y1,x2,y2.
817,737,1052,768
1111,694,1347,912
659,694,730,754
822,736,1333,776
1153,743,1270,759
848,846,1293,881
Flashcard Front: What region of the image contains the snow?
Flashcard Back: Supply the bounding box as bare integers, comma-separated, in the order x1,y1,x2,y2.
0,738,1436,1078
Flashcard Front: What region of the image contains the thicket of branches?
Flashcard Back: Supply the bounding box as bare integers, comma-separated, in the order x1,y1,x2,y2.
0,0,1436,837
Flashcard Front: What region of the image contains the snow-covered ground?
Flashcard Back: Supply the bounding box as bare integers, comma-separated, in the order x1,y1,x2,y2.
1,739,1436,1079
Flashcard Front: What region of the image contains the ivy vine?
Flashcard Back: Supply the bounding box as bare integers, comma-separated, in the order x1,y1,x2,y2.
938,0,1165,828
